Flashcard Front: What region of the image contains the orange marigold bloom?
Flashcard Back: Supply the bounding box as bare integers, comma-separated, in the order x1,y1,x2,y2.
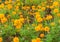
5,1,9,4
36,17,43,22
46,15,53,20
36,38,41,42
50,5,54,9
0,14,5,19
54,9,59,13
32,6,36,10
1,17,7,23
32,39,36,42
44,26,50,32
40,34,44,38
19,18,25,23
32,38,42,42
35,24,43,31
15,6,19,11
7,4,12,10
0,3,4,8
57,13,60,17
14,19,23,29
37,5,41,9
13,37,19,42
12,11,16,15
41,7,45,11
53,1,59,6
0,37,2,42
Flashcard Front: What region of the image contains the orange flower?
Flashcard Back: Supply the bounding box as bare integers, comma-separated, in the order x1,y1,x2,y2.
22,6,26,10
19,18,25,23
14,19,23,29
32,38,42,42
35,24,43,31
46,15,53,20
41,7,45,11
13,37,19,42
32,6,36,10
32,39,36,42
40,34,44,38
7,4,12,10
12,11,16,15
35,26,41,31
5,1,9,4
36,38,41,42
0,14,4,19
37,5,41,9
0,3,4,8
1,17,7,23
15,6,19,11
57,13,60,17
44,26,50,32
54,9,59,13
0,37,2,42
46,5,49,8
36,17,43,22
50,5,54,9
53,1,59,6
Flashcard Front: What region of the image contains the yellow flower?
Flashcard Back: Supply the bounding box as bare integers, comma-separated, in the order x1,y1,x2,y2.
14,19,23,29
0,37,2,42
46,5,49,8
1,17,7,23
46,15,53,20
35,24,43,31
19,18,25,23
9,0,12,3
41,7,45,11
7,4,12,10
35,26,41,31
32,39,36,42
5,0,9,4
57,13,60,17
36,17,43,22
0,3,4,9
37,5,41,9
32,38,42,42
13,37,19,42
36,38,41,42
32,6,36,10
0,14,4,19
50,22,55,26
15,6,19,11
53,1,59,6
54,9,59,13
50,5,54,9
17,2,20,6
44,26,50,32
35,14,40,19
12,11,16,15
40,34,44,38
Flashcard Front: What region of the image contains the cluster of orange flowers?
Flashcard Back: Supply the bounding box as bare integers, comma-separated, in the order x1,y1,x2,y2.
13,17,25,29
0,0,60,42
32,38,42,42
35,24,50,32
0,14,7,24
